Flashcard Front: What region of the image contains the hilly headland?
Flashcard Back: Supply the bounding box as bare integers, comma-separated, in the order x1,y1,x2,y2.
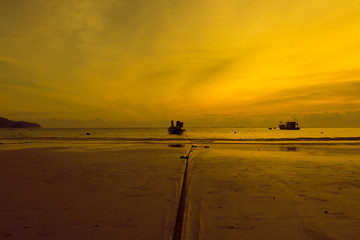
0,117,41,128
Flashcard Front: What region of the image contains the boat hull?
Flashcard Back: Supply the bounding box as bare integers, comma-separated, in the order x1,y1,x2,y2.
279,121,300,130
168,127,186,135
279,127,300,130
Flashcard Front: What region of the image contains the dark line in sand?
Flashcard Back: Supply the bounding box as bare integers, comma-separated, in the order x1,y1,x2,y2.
173,145,194,240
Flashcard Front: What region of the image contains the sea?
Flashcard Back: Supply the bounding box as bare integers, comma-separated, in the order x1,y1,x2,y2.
1,127,360,145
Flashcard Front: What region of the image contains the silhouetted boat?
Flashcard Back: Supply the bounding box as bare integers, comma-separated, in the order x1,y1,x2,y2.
279,120,300,130
168,120,186,135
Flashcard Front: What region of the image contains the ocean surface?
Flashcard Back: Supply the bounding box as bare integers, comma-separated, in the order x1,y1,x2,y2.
1,127,360,144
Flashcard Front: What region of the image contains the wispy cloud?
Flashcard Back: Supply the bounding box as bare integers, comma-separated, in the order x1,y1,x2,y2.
1,0,360,126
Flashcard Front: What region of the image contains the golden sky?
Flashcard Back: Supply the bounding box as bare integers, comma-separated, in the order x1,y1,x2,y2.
1,0,360,127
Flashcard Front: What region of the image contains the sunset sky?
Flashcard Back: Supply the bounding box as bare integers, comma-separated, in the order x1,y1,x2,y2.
1,0,360,127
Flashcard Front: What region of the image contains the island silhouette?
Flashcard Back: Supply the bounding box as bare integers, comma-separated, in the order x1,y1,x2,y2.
0,117,41,128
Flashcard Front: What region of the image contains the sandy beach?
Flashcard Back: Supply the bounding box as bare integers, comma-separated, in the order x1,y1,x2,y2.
185,144,360,240
0,142,359,239
0,143,185,239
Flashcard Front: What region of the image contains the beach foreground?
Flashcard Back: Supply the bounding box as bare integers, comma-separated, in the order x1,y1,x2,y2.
185,144,360,240
0,143,185,240
0,142,359,239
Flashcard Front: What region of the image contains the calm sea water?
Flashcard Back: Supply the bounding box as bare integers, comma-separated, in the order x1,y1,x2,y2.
1,128,360,143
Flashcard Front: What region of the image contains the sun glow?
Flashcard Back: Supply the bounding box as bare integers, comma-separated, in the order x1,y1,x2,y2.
1,0,360,126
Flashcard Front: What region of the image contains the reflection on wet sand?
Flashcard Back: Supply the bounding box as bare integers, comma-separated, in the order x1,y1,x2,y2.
279,146,298,151
168,144,185,148
185,144,360,240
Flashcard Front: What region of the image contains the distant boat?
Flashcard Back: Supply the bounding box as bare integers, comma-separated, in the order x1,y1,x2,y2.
168,120,186,135
279,120,300,130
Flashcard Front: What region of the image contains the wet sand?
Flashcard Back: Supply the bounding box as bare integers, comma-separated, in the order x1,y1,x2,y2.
185,144,360,240
0,142,359,239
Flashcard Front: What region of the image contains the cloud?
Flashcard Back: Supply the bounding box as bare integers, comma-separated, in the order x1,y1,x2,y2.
0,60,36,87
1,0,360,126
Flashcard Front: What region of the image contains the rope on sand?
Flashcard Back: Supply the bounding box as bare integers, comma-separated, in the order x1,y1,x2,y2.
173,144,195,240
